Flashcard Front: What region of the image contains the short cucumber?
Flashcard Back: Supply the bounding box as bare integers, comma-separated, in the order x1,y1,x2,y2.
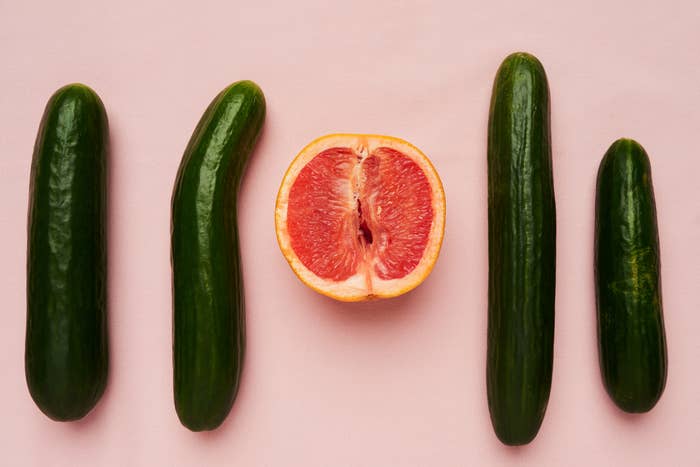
486,52,556,446
595,138,667,413
26,83,109,421
171,80,265,431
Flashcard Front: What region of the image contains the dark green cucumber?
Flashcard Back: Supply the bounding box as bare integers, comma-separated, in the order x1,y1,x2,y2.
172,80,265,431
486,52,556,445
595,138,667,413
26,84,109,421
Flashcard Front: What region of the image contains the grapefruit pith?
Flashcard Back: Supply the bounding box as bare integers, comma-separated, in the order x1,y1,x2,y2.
275,134,445,302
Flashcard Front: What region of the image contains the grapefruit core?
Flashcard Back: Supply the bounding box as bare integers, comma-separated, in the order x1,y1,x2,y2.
275,134,446,302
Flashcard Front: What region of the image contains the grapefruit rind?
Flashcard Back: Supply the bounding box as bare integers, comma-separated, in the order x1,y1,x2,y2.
275,134,445,302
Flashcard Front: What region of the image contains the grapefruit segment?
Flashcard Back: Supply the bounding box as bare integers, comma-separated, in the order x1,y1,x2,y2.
276,134,445,301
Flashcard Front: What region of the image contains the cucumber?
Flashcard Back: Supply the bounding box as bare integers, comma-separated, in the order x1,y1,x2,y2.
595,138,667,413
171,80,265,431
26,84,109,421
486,52,556,445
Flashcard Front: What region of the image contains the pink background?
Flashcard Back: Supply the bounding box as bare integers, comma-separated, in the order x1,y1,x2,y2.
1,1,699,465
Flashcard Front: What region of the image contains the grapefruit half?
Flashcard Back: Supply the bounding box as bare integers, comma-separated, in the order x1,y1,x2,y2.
275,134,445,302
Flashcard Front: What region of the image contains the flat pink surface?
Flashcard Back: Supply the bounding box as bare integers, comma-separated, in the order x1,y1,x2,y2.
1,1,699,465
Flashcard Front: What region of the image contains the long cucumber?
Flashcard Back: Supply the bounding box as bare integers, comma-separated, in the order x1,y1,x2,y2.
486,52,556,446
26,83,109,421
171,80,265,431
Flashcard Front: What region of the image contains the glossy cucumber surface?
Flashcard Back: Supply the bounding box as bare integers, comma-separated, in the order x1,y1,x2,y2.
26,83,109,421
486,52,556,446
595,138,667,413
172,80,265,431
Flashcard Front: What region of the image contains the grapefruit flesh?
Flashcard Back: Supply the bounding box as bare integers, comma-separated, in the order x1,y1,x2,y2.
276,134,445,301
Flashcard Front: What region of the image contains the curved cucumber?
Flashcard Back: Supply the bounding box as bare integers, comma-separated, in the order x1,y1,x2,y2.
486,52,556,445
26,83,109,421
172,80,266,431
595,138,667,413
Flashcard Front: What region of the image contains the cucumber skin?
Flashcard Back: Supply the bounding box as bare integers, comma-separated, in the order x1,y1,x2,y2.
171,81,265,431
486,53,556,446
26,84,109,421
595,139,667,413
